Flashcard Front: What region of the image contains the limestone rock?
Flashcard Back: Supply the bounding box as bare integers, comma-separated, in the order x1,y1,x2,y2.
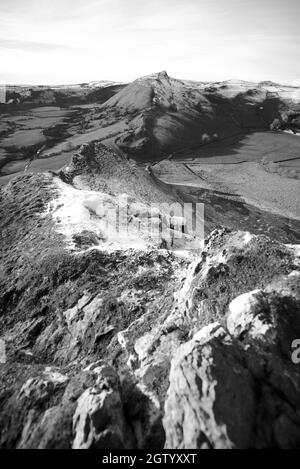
72,364,134,449
163,272,300,449
164,325,256,449
227,289,276,344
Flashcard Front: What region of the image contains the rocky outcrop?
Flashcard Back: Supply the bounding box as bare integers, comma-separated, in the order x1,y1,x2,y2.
164,324,256,449
72,363,134,449
164,277,300,448
116,229,300,449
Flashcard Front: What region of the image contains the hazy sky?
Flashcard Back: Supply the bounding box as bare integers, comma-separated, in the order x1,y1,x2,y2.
1,0,300,85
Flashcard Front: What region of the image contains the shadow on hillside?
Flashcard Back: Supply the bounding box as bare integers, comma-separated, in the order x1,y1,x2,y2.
173,130,300,164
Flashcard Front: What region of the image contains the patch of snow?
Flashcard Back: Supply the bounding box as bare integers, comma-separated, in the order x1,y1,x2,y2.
193,323,226,344
243,232,254,244
283,130,300,137
48,177,202,254
134,333,156,362
171,249,197,260
48,178,156,252
285,244,300,257
85,80,125,88
43,368,69,385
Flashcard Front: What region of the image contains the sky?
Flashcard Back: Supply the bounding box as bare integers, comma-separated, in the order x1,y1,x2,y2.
0,0,300,85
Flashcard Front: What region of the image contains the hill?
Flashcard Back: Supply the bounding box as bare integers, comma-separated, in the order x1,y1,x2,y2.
98,72,300,158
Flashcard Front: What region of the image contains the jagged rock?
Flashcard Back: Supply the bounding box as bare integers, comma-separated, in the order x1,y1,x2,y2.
227,289,276,344
15,363,136,449
163,324,256,449
18,405,73,449
163,274,300,449
72,230,103,249
112,229,300,449
18,368,69,405
227,281,300,356
72,363,134,449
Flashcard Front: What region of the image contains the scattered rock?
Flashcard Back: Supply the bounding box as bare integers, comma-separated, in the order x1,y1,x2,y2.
72,364,134,449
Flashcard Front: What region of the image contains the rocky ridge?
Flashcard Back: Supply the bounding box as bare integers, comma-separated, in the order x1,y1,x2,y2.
0,144,300,449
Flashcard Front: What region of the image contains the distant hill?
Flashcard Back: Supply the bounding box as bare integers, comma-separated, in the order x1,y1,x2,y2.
3,81,126,107
98,71,300,158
